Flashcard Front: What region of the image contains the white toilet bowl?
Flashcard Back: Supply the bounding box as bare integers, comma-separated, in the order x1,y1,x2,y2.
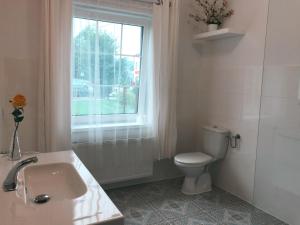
174,152,214,195
174,125,230,195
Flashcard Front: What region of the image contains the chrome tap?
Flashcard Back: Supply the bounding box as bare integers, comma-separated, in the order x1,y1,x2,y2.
2,156,38,192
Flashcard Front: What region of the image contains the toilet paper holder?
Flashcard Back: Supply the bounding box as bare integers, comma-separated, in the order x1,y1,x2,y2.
229,134,241,149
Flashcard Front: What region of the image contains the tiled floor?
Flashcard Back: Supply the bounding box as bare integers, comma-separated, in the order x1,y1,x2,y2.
107,179,288,225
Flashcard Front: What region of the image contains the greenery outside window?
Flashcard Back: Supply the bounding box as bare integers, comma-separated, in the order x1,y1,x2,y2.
72,7,151,127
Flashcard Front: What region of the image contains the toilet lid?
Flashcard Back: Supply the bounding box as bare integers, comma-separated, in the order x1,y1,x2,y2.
174,152,213,166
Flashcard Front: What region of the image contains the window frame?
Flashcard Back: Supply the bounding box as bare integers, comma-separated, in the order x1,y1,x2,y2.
72,5,152,128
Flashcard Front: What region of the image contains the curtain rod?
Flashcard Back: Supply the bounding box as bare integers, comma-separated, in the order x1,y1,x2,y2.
137,0,162,5
138,0,170,8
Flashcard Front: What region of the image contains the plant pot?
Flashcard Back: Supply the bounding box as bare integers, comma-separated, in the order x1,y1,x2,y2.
208,24,219,32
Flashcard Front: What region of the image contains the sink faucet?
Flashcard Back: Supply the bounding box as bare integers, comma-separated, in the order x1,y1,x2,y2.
2,156,38,192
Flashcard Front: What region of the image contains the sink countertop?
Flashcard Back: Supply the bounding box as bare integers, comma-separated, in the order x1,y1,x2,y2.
0,150,124,225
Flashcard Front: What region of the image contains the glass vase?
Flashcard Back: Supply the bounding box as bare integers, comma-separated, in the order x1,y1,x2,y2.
8,130,21,161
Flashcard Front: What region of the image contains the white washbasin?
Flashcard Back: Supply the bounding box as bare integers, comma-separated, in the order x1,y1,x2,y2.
24,162,87,200
1,151,124,225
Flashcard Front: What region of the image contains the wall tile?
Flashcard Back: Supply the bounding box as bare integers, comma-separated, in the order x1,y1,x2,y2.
262,66,300,98
195,0,268,203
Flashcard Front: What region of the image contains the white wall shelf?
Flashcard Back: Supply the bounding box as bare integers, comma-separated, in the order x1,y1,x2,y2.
193,28,244,41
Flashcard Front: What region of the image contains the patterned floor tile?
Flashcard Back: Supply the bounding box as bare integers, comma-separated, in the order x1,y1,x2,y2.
250,208,287,225
168,213,218,225
151,198,202,220
107,178,288,225
223,209,252,225
122,207,166,225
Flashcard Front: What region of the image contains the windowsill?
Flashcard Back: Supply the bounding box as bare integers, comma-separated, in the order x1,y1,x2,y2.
72,122,154,143
72,122,145,132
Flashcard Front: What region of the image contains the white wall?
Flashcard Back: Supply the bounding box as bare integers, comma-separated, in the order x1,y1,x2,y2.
253,1,300,224
0,0,268,204
194,0,269,202
5,4,298,221
0,0,41,153
0,0,181,184
7,0,267,197
176,0,205,155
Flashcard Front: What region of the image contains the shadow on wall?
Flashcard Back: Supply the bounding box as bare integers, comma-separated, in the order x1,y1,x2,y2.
102,158,183,190
2,58,39,152
192,36,243,56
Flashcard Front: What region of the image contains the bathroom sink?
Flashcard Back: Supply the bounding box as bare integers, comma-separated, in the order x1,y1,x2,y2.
23,162,87,200
1,151,124,225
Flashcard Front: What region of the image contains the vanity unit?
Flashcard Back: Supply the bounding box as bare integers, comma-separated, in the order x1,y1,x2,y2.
0,150,124,225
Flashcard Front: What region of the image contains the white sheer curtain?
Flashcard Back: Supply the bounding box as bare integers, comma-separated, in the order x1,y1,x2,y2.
34,0,179,179
71,6,154,144
38,0,72,153
153,0,179,159
71,0,156,183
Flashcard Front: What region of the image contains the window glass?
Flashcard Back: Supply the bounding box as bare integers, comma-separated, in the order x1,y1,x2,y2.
121,25,142,56
72,18,144,116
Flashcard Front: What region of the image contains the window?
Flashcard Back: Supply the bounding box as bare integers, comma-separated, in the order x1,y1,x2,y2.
72,7,152,127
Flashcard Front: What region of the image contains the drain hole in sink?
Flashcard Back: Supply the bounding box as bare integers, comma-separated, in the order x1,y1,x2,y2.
33,194,51,204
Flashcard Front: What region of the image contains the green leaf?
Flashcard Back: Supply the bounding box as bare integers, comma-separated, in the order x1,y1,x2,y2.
14,116,24,123
12,108,24,123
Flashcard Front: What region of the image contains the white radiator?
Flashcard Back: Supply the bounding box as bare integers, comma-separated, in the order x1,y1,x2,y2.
73,138,155,184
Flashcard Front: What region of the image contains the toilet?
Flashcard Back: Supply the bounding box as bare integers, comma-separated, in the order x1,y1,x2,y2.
174,125,230,195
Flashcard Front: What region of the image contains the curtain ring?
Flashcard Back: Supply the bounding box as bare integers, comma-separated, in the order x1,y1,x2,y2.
155,0,163,5
155,0,171,7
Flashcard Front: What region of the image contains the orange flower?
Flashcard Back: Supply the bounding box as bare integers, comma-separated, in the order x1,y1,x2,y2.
9,94,26,108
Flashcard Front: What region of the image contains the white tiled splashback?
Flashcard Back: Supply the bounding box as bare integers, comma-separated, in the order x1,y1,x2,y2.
200,66,263,202
254,66,300,225
189,0,300,222
253,1,300,224
192,0,269,202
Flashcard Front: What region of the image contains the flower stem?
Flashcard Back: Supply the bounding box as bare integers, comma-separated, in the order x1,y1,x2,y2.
10,122,20,159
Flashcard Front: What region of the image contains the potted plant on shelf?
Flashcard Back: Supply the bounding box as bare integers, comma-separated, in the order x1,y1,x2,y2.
190,0,234,32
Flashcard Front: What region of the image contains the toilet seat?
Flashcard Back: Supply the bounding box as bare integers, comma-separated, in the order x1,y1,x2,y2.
174,152,213,167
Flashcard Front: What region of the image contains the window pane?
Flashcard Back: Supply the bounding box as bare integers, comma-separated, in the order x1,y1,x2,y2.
98,22,121,54
73,18,97,83
99,54,119,85
72,79,94,98
111,86,139,114
99,85,123,114
72,18,143,117
72,98,96,116
121,25,142,56
72,86,127,115
73,51,95,85
124,87,139,114
119,56,141,86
